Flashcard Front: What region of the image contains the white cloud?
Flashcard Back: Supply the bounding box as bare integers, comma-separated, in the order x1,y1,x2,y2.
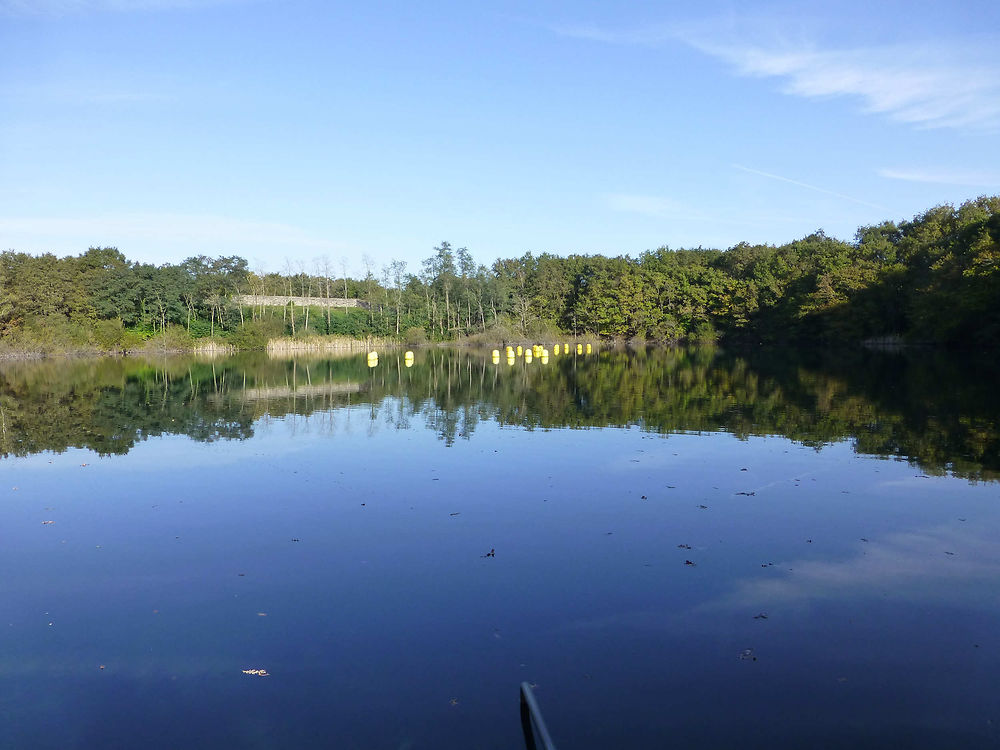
0,213,342,261
556,20,1000,131
708,523,1000,613
878,167,1000,188
695,40,1000,130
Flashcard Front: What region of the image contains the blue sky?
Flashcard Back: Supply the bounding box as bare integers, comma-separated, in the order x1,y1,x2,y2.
2,0,999,275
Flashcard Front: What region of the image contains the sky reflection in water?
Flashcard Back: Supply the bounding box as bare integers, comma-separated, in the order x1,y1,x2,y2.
1,348,998,749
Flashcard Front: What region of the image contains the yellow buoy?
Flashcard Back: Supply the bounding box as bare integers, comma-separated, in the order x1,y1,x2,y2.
576,343,583,354
506,354,516,366
492,349,500,358
404,351,414,359
506,346,514,355
516,345,523,356
524,350,533,363
586,343,592,354
540,354,549,364
554,344,561,355
405,359,414,368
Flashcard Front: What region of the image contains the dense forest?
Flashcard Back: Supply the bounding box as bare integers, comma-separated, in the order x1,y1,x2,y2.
1,196,997,352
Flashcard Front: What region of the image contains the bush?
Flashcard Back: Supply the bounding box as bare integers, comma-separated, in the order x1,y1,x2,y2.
228,318,285,349
138,325,194,354
92,318,146,351
404,326,428,345
691,320,719,343
12,314,93,352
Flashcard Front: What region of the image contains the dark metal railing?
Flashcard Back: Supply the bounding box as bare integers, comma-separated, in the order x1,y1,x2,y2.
520,682,558,750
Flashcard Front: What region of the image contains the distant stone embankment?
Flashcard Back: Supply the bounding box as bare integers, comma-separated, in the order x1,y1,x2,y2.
209,382,364,402
234,295,370,309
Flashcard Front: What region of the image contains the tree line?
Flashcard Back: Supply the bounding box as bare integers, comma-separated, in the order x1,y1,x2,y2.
1,195,997,350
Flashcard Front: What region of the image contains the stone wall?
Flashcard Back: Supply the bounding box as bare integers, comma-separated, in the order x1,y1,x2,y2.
234,295,370,309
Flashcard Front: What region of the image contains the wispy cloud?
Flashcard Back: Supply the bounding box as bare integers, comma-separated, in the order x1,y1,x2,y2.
553,23,673,46
558,521,1000,637
0,213,340,257
555,20,1000,131
697,39,1000,131
708,523,1000,612
733,165,889,211
1,83,173,106
878,167,1000,188
0,0,247,16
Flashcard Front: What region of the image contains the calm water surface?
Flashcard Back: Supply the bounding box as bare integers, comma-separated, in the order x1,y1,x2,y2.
1,346,998,749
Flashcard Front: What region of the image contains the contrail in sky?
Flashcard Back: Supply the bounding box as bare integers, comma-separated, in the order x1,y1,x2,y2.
733,164,890,211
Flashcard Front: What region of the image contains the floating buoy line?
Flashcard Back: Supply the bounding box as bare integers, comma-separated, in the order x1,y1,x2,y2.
362,344,594,369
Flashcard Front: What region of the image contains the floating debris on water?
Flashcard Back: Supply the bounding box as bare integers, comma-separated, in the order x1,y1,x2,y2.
735,491,755,496
698,504,708,509
242,668,269,677
41,520,54,525
739,649,757,661
449,698,459,706
482,548,495,558
684,560,696,566
677,544,692,550
753,613,768,620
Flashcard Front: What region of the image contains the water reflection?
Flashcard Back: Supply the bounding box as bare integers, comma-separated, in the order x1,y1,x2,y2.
1,346,998,480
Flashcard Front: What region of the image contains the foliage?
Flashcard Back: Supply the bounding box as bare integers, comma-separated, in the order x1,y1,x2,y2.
1,196,998,351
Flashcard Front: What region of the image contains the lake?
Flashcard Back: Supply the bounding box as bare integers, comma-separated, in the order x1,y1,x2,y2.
1,345,998,749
